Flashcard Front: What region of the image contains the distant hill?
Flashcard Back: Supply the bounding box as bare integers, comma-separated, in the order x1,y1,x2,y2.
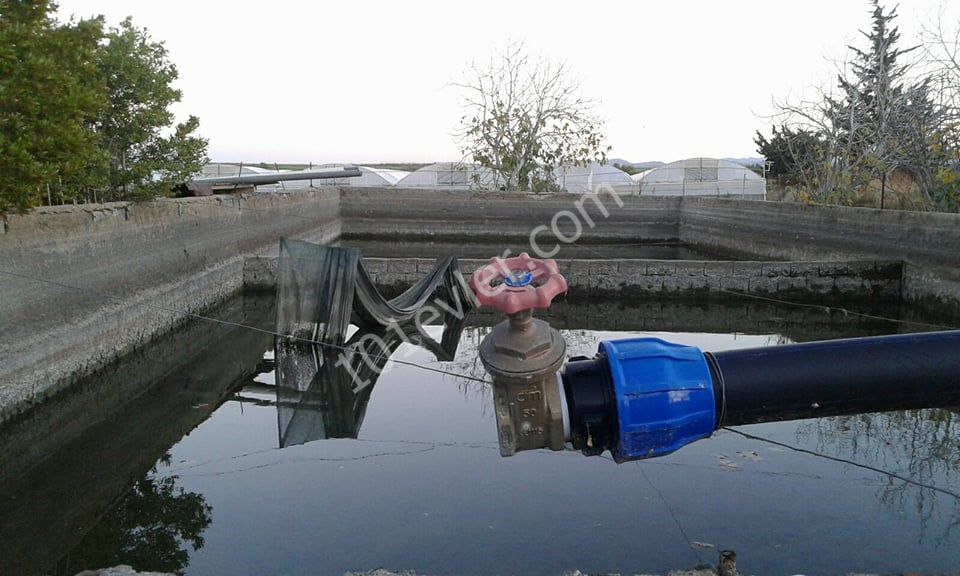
630,161,666,171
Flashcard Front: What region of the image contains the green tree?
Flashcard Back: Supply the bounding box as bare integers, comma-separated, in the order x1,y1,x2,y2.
755,125,820,183
0,0,106,213
96,17,207,201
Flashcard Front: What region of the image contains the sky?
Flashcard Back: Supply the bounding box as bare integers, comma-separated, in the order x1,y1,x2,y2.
56,0,960,165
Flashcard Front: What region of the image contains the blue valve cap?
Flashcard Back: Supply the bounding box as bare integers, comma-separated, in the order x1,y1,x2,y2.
601,337,716,462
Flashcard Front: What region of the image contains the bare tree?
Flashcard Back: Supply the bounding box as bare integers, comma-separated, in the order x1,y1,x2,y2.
454,42,610,192
766,76,873,204
920,3,960,211
797,409,960,542
920,3,960,119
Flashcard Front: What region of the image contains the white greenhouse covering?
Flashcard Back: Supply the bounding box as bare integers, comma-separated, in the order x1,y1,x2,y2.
636,158,766,199
395,162,500,190
554,162,637,194
309,164,410,188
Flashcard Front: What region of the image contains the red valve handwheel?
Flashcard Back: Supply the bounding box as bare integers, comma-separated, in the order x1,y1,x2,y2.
469,252,568,315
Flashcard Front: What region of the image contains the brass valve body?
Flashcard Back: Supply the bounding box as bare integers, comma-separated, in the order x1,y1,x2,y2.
478,311,567,456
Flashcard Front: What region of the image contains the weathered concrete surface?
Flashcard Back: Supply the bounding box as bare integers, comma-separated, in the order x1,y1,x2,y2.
0,190,338,424
679,198,960,314
341,187,681,242
342,189,957,311
245,255,902,302
477,296,923,340
341,237,736,261
245,267,928,339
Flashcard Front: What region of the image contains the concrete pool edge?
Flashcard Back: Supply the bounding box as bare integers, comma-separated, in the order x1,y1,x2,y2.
0,189,340,426
338,188,960,315
244,255,903,302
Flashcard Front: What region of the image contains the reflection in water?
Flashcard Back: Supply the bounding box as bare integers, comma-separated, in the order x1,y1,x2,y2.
51,454,212,576
263,322,644,447
271,317,467,447
796,409,960,543
0,292,275,576
210,318,960,574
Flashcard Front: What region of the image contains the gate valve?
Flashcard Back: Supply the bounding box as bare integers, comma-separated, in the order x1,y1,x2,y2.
469,253,569,456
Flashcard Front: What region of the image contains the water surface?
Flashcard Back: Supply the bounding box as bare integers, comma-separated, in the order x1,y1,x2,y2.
1,294,957,575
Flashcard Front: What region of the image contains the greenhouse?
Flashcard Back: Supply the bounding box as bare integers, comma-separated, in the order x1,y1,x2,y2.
554,162,637,194
395,162,500,190
310,164,410,188
635,157,766,199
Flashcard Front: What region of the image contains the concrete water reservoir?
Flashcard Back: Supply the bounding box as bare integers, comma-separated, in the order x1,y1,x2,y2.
1,187,959,574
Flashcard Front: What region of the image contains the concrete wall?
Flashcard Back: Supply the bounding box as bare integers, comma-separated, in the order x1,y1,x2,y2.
679,198,960,312
341,187,681,242
0,190,339,423
342,190,958,313
245,255,901,302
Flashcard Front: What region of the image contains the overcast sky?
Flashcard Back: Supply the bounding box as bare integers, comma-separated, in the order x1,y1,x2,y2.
56,0,959,164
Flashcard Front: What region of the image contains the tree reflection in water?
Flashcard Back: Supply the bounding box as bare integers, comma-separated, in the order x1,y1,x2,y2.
796,408,960,543
53,454,212,576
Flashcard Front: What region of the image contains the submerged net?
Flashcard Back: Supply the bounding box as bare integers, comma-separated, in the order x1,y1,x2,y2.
276,238,476,345
274,317,467,447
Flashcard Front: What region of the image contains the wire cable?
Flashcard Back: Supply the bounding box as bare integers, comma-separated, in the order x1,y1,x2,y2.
638,463,707,566
721,426,960,501
716,288,958,331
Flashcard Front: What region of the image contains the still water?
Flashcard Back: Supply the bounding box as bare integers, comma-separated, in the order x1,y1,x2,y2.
1,294,957,575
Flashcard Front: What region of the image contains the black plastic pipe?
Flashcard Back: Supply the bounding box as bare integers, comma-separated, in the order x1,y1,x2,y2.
705,330,960,427
562,355,618,456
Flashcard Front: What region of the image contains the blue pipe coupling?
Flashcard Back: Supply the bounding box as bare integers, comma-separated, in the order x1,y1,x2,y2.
602,338,716,460
561,338,716,462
